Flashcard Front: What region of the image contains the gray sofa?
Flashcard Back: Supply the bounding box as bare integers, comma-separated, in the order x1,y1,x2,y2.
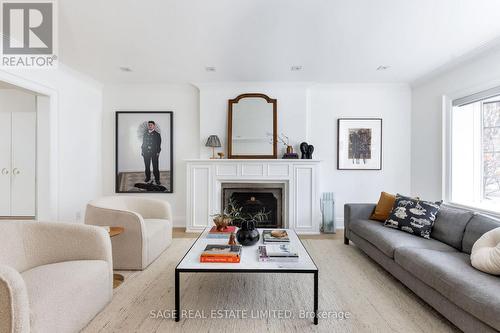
344,203,500,333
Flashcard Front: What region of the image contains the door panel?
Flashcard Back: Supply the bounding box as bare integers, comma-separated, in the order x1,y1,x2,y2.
0,113,11,215
11,112,36,216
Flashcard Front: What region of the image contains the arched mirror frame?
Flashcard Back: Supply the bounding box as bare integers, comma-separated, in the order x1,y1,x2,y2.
227,93,277,159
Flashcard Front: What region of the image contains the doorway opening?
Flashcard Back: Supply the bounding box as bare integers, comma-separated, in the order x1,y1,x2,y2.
0,80,50,220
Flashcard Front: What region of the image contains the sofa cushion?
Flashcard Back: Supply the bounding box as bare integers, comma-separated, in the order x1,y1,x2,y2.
384,195,441,239
432,205,474,250
350,218,457,258
22,260,111,333
395,247,500,331
462,214,500,254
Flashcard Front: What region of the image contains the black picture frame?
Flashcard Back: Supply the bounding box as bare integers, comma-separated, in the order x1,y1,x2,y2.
115,111,174,193
337,118,382,170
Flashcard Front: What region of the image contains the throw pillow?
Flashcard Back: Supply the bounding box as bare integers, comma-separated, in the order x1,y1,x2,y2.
471,227,500,275
384,195,441,239
370,192,396,222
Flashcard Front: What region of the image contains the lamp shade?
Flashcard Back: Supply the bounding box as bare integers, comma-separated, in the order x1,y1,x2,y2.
205,135,221,148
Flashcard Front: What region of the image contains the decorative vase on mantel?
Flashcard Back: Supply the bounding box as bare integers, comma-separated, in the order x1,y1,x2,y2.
283,145,299,159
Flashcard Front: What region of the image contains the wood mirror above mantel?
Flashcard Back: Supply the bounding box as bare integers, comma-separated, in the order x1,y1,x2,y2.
227,93,277,159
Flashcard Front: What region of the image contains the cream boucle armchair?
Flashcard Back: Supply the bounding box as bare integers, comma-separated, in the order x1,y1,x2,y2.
0,222,113,333
85,196,173,270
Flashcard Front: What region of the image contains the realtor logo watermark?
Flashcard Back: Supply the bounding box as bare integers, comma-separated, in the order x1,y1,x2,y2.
1,0,57,68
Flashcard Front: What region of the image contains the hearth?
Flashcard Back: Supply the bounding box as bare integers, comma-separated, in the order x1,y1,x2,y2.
221,183,285,228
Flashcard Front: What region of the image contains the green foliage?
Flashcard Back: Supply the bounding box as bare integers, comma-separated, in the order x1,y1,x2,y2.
223,197,271,224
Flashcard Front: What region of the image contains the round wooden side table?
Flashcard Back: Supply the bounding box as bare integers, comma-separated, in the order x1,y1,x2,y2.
107,226,125,289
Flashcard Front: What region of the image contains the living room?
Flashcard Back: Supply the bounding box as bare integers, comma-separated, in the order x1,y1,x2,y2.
0,1,499,332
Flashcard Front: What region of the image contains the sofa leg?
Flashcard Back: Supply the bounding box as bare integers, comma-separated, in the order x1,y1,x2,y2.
344,236,349,245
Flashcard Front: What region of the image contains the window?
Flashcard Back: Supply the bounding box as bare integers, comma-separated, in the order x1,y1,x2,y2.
450,89,500,213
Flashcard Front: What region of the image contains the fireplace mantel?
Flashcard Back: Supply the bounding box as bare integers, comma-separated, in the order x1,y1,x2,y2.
186,159,321,234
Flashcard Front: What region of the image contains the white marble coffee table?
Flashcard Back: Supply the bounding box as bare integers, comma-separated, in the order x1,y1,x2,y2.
175,228,319,324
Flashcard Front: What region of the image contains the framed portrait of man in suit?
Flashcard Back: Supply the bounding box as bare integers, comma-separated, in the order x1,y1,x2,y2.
115,111,173,193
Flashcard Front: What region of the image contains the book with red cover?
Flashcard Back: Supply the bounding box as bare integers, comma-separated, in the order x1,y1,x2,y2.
208,226,236,234
200,256,240,263
200,244,241,263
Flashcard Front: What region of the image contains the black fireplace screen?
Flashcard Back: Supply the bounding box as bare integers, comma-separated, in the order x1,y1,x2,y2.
222,187,283,228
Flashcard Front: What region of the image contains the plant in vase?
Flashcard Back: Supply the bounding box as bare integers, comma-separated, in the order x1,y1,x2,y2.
210,197,242,231
277,133,293,154
223,197,243,223
224,197,271,246
271,132,298,158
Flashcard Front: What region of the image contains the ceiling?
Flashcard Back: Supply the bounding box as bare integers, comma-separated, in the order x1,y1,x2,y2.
58,0,500,84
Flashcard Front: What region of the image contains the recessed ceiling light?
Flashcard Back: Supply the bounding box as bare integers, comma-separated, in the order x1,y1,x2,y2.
205,66,216,72
119,66,132,72
376,65,390,71
291,65,302,71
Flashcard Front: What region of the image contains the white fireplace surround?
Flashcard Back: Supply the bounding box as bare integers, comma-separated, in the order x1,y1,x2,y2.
186,159,321,234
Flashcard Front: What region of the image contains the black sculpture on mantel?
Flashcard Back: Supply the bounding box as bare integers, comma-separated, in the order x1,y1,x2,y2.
300,142,314,159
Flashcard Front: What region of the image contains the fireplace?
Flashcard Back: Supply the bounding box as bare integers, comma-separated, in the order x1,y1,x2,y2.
221,183,285,228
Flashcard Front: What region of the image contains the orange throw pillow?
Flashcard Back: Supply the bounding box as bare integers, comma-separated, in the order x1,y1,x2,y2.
371,192,396,222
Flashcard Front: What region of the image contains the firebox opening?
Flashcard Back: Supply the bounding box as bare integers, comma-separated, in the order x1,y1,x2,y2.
221,183,285,229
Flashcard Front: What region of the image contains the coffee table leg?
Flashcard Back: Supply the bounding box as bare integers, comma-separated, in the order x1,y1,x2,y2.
314,271,318,325
175,269,180,322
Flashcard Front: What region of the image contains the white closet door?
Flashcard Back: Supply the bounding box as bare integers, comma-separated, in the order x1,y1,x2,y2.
0,113,11,215
11,112,36,216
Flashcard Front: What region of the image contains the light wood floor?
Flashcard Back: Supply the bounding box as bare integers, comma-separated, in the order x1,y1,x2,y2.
83,231,458,333
172,227,344,240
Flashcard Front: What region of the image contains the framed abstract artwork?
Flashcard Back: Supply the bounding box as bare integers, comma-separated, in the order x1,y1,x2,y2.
337,118,382,170
115,111,173,193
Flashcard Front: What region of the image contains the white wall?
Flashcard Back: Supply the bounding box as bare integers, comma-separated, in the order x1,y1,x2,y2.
411,46,500,201
310,84,412,224
0,65,103,222
102,82,411,227
197,83,310,158
102,84,199,226
197,82,412,225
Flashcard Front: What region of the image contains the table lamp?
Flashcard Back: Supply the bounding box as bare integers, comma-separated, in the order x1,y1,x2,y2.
205,135,221,159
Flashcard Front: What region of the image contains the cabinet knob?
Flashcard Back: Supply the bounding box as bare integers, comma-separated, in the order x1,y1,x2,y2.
1,168,8,175
12,168,20,175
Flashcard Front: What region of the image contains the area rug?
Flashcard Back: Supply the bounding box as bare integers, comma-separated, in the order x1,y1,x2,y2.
83,238,458,333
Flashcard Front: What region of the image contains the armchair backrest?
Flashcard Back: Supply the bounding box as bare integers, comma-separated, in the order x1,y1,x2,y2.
0,222,30,272
88,196,146,212
88,196,172,220
0,222,112,273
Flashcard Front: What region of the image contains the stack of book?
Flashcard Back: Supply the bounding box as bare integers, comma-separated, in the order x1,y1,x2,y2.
262,229,290,244
258,244,299,262
206,226,236,239
200,244,242,263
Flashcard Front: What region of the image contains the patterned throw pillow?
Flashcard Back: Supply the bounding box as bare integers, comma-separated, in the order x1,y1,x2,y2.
384,195,441,239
